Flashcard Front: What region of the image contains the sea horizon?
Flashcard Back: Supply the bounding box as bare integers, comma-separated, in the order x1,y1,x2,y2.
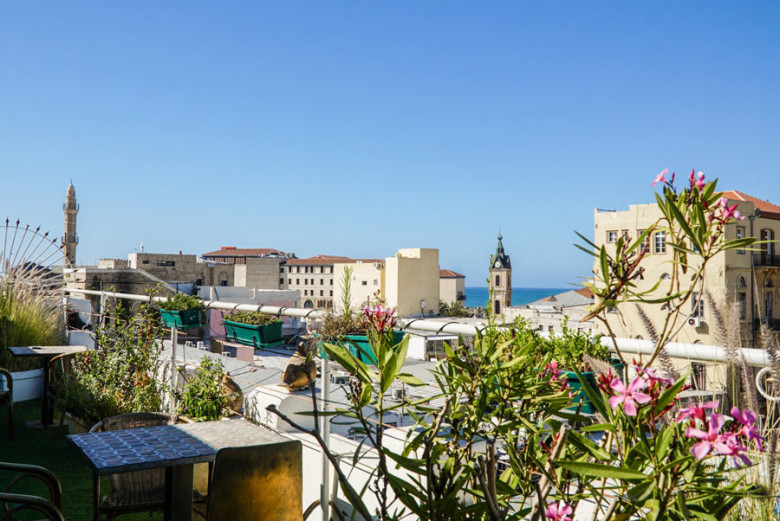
463,286,570,309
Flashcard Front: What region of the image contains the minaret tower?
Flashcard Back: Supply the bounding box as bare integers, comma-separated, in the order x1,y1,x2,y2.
488,233,512,315
63,182,79,266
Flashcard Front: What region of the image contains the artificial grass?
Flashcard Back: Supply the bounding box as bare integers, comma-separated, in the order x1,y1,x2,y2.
1,399,163,521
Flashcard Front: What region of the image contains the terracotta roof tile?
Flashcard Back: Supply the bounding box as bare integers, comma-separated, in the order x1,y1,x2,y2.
575,287,593,299
722,191,780,219
440,269,465,278
202,247,287,257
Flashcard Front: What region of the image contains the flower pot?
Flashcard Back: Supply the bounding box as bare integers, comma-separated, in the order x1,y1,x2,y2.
161,309,202,330
223,319,283,348
2,369,44,403
563,371,597,414
342,331,407,365
65,412,94,434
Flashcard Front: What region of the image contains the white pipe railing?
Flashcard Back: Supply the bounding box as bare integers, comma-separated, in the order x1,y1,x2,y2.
65,288,773,367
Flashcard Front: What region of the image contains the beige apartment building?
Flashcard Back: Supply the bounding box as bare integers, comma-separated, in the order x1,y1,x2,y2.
334,248,440,317
593,190,780,350
439,269,466,306
285,255,367,309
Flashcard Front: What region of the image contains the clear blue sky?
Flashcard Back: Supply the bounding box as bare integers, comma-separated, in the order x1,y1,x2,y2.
2,2,779,287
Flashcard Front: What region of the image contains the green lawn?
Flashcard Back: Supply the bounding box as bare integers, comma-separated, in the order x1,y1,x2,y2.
2,400,163,521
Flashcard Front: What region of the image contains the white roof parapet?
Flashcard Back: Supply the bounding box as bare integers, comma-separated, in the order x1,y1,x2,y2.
602,337,773,368
65,288,775,367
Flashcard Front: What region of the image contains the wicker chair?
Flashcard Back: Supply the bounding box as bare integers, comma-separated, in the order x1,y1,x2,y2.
0,461,66,520
88,412,173,521
0,368,12,440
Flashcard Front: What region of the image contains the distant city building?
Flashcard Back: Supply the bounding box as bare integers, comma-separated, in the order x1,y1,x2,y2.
201,247,294,264
593,190,780,350
439,269,466,306
488,234,512,315
334,248,440,317
516,288,594,334
286,255,359,309
62,183,79,266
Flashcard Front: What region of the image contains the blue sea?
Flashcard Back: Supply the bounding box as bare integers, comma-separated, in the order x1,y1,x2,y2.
464,287,569,309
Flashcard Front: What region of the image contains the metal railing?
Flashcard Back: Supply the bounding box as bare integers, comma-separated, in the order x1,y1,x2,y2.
753,253,780,267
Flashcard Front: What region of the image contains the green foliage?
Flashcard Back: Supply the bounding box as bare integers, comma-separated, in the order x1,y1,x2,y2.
539,318,609,371
224,311,282,326
177,357,236,421
438,301,471,317
53,305,166,423
320,311,365,336
159,293,204,311
0,279,65,371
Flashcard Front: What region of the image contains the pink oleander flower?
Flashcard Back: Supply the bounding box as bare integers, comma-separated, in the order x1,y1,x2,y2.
638,366,674,387
731,407,763,450
689,169,706,190
676,401,719,424
716,432,753,466
361,305,396,335
545,501,573,521
719,198,745,221
686,413,726,460
608,377,651,416
652,168,669,187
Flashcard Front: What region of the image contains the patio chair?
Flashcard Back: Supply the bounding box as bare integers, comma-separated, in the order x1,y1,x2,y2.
0,461,66,520
88,412,173,521
200,441,302,521
0,368,12,440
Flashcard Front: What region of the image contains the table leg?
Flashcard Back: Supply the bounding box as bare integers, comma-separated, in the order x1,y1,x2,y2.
164,465,194,521
42,358,53,427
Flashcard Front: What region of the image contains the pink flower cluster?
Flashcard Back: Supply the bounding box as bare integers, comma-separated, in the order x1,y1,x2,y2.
545,501,573,521
360,305,396,335
605,364,678,417
676,402,763,466
544,360,569,390
651,168,744,223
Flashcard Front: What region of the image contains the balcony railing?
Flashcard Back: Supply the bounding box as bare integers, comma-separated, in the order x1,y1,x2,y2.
753,253,780,267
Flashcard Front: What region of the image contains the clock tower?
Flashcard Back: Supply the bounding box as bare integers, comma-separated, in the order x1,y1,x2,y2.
489,233,512,315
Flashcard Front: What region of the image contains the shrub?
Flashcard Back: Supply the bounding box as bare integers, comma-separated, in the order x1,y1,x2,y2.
177,357,237,421
224,311,282,326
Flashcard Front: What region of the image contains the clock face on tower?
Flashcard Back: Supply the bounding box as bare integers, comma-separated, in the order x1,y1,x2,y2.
494,261,501,268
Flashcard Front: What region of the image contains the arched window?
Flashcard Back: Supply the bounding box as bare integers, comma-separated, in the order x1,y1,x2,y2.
304,300,314,309
495,275,500,287
494,300,501,314
737,276,747,288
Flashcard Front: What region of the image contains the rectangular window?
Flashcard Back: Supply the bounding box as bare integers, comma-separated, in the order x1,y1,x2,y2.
280,267,285,273
638,230,650,254
330,279,333,285
736,226,745,254
361,281,368,286
738,292,747,319
654,231,666,254
288,278,291,285
621,229,629,241
320,290,324,296
279,278,284,285
156,260,175,267
607,231,618,243
374,279,378,285
296,279,299,285
195,278,203,286
320,279,324,285
691,291,705,318
691,362,706,391
329,290,333,296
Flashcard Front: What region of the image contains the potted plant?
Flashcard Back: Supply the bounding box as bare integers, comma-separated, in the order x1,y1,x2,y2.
222,311,283,348
53,306,167,432
319,309,405,365
159,293,204,330
538,319,618,414
176,357,240,421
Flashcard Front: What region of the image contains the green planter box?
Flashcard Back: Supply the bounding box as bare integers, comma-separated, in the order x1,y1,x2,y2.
564,359,625,415
340,331,407,365
223,319,283,348
161,309,202,330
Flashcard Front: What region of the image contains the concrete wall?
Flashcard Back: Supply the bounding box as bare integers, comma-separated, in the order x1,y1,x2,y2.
385,248,439,317
439,276,465,306
333,262,384,312
234,258,283,289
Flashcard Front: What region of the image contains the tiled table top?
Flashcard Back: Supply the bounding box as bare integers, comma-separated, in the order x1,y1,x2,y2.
68,419,287,475
9,345,87,357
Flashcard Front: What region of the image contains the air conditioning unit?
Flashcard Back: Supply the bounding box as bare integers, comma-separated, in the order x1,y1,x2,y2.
687,316,701,327
391,387,405,402
331,371,350,385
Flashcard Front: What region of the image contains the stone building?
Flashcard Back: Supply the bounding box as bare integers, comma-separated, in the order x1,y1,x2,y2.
286,255,367,309
592,190,780,349
489,234,512,315
515,288,594,334
439,269,466,307
62,183,78,266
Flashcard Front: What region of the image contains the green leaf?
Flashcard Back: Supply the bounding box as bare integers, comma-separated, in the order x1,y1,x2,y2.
397,373,425,386
599,246,609,282
653,374,688,415
554,461,647,481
